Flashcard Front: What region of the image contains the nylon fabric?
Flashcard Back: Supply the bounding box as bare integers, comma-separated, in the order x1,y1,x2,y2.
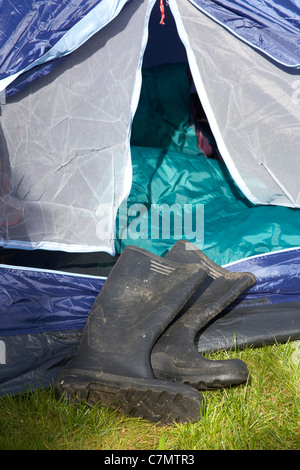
172,0,300,208
0,0,153,254
0,265,105,337
0,330,82,397
197,248,300,352
0,0,131,93
116,146,300,266
226,247,300,300
0,246,299,396
0,248,299,339
188,0,300,68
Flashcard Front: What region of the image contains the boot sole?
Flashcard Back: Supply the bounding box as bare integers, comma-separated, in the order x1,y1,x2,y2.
55,369,204,424
154,369,249,390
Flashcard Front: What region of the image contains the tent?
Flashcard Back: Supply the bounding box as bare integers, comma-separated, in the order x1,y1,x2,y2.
0,0,299,396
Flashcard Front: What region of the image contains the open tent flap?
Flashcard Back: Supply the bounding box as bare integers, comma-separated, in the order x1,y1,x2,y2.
0,1,133,93
0,0,300,396
0,0,299,255
116,61,300,266
172,0,300,208
0,0,155,253
189,0,300,68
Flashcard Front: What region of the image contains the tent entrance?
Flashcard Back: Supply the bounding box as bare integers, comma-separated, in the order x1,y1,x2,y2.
115,2,300,267
142,1,219,157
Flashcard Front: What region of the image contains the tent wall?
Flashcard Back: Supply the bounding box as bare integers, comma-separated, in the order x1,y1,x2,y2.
0,265,106,397
0,0,154,254
0,0,132,94
171,0,300,208
189,0,300,68
1,247,299,397
197,248,300,352
0,0,299,255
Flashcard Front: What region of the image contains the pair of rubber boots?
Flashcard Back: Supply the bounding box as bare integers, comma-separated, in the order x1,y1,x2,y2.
55,240,256,424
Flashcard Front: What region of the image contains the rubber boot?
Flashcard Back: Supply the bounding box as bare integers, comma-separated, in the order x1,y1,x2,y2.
55,245,208,424
151,240,256,390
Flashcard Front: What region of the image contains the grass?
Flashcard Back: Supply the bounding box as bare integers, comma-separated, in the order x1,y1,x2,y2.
0,341,299,450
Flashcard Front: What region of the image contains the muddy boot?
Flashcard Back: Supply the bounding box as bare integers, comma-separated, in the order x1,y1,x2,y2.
55,245,208,424
151,240,256,390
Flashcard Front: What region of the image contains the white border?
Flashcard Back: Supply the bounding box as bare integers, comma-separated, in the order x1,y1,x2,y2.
0,239,115,255
169,0,263,206
0,262,107,280
222,245,300,268
114,0,158,249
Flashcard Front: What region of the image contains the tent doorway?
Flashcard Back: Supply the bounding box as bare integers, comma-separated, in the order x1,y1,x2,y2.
116,1,300,267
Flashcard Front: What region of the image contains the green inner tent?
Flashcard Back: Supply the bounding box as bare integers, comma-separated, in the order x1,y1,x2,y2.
115,63,300,266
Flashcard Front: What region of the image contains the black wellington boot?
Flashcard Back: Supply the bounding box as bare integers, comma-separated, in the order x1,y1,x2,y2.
55,245,208,424
151,240,256,390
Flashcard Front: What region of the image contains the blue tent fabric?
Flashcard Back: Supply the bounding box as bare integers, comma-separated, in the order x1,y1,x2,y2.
225,248,300,317
2,0,300,76
0,249,298,340
0,266,105,337
0,0,131,94
1,247,299,396
0,329,82,397
2,0,300,96
189,0,300,68
197,248,300,352
0,266,105,396
226,247,300,302
0,0,99,78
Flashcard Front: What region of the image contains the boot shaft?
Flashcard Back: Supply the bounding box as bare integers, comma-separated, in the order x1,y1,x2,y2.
165,240,256,336
70,245,208,378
